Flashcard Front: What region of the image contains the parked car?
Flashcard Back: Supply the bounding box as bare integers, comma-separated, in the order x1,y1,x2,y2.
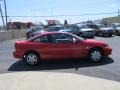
13,32,112,66
95,25,113,37
111,23,120,35
65,24,80,36
47,25,65,32
59,28,80,36
26,26,45,39
77,25,95,38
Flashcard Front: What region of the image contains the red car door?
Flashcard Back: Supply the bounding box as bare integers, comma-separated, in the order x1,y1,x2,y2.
49,33,86,59
32,33,87,60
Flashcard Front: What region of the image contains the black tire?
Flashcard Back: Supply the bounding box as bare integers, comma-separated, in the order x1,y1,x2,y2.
24,52,40,66
116,31,120,36
91,35,94,38
108,34,112,37
98,32,104,37
88,48,103,62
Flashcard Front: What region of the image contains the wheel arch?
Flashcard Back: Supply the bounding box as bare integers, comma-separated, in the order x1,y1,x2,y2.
88,47,105,56
23,50,40,59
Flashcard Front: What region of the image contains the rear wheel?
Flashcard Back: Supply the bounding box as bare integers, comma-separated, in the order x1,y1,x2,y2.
24,52,40,66
89,48,103,62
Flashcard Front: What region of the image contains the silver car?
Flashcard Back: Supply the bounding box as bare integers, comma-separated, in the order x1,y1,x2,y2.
78,25,95,38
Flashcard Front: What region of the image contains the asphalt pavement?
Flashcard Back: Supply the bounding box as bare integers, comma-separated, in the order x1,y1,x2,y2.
0,36,120,82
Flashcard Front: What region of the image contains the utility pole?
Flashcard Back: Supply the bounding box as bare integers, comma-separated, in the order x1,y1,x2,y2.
4,0,8,31
118,10,120,23
0,4,6,31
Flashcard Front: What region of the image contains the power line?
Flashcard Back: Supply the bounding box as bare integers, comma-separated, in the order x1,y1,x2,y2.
3,12,118,18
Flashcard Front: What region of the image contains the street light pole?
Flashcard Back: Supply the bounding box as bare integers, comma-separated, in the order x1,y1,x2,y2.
118,10,120,23
4,0,8,31
0,4,6,31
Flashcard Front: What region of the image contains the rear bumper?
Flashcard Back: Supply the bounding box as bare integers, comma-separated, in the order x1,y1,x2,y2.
13,51,24,59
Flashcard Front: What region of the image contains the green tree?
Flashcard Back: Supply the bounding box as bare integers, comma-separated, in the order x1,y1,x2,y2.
64,19,68,25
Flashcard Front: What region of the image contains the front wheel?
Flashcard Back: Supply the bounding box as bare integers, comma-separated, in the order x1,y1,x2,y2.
98,32,104,37
89,49,103,62
24,52,40,66
116,31,120,36
108,34,112,37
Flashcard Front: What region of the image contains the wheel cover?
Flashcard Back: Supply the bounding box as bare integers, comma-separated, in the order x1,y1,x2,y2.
26,54,38,65
91,51,102,61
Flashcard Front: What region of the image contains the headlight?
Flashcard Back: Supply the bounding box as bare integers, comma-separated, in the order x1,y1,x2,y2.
105,45,111,49
105,45,109,49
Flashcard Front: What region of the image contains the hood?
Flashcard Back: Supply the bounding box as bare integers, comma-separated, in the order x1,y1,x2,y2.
80,28,94,31
59,29,72,33
83,39,107,46
100,27,112,30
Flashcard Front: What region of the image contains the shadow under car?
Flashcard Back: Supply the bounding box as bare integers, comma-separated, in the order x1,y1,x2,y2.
8,57,114,71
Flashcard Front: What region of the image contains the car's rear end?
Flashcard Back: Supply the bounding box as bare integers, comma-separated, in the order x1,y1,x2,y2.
13,41,27,59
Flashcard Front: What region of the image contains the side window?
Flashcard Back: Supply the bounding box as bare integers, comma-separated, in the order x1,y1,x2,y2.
33,35,51,43
51,33,76,43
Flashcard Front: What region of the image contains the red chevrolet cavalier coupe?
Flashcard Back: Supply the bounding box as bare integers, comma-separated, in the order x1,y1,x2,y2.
13,32,112,65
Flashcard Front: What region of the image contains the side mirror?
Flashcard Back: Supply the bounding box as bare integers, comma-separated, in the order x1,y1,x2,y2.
73,38,80,43
75,39,80,43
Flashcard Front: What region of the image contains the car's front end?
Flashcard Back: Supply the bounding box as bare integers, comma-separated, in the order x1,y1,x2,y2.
83,39,112,56
115,27,120,35
100,27,114,35
80,28,95,38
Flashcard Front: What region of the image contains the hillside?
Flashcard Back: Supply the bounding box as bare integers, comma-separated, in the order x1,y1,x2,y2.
102,16,120,24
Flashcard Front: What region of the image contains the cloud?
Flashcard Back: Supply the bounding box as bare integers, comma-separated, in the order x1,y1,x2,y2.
109,3,118,8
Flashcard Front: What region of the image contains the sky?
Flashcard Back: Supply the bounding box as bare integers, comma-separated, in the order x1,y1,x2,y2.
0,0,120,24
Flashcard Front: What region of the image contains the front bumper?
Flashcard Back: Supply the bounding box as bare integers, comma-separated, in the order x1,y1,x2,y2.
103,31,113,35
82,33,95,37
104,47,112,56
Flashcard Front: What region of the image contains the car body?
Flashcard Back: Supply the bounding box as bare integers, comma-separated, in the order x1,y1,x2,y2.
13,32,112,65
111,23,120,35
26,26,45,39
77,25,95,38
65,24,80,36
95,25,113,37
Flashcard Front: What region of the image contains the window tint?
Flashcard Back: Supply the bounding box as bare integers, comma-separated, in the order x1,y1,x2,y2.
51,33,76,43
34,35,51,43
33,33,77,43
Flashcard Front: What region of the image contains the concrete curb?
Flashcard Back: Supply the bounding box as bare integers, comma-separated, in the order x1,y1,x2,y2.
0,71,120,90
